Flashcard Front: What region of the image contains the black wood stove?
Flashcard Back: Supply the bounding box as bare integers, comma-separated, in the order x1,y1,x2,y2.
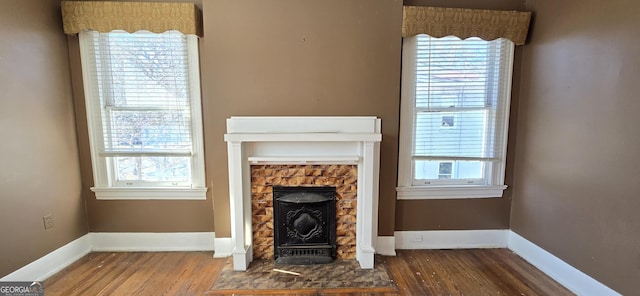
272,186,337,265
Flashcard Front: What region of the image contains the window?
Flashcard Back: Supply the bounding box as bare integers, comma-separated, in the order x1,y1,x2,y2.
397,35,515,199
438,162,453,179
79,30,206,200
440,114,455,128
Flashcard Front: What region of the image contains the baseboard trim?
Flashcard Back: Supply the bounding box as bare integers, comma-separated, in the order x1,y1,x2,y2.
395,230,508,249
508,231,620,296
2,229,621,296
0,234,91,281
213,237,233,258
376,236,396,256
90,232,215,252
213,236,398,258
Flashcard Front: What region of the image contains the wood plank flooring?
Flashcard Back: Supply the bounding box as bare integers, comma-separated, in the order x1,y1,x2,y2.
44,249,573,295
385,249,572,295
44,252,225,295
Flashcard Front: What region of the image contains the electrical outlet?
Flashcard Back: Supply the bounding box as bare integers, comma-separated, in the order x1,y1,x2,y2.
43,214,54,230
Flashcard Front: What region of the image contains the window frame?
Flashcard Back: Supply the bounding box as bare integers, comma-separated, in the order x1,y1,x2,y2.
397,35,514,200
78,30,207,200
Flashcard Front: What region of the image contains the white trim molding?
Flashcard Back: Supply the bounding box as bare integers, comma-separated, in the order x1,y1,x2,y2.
91,187,207,200
376,236,397,256
2,232,216,282
396,185,507,200
394,230,620,294
224,116,382,271
395,230,509,249
213,237,233,258
211,235,397,258
397,36,515,200
3,229,620,296
508,231,621,296
90,232,214,252
78,32,207,201
0,234,91,282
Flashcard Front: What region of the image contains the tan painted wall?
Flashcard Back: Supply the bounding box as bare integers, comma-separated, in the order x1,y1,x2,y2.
69,0,525,236
70,0,402,233
5,2,634,292
0,0,88,277
404,0,524,10
68,0,402,234
201,0,403,237
512,0,640,294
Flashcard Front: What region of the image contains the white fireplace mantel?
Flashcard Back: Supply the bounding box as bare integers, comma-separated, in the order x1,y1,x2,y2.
223,116,382,270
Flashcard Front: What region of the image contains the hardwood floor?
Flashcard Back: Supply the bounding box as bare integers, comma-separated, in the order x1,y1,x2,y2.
44,249,573,295
385,249,573,295
44,252,225,295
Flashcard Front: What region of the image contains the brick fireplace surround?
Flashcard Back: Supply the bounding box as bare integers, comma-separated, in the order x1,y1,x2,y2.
251,164,358,260
224,117,382,271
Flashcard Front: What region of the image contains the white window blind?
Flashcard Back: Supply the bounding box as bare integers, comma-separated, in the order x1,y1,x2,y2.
410,35,514,186
80,30,204,189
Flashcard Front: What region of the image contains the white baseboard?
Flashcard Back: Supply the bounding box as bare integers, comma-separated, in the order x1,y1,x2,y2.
395,230,619,295
376,236,396,256
2,232,215,281
395,230,508,249
90,232,215,252
508,231,620,296
1,229,621,296
213,237,233,258
212,236,397,258
0,234,91,281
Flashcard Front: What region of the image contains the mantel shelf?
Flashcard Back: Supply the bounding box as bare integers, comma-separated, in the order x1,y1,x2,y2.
224,133,381,143
248,155,360,165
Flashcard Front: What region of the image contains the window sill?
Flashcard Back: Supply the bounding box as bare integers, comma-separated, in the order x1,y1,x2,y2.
396,185,507,200
91,187,208,200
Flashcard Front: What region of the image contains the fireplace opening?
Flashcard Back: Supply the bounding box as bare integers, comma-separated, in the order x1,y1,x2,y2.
273,186,337,265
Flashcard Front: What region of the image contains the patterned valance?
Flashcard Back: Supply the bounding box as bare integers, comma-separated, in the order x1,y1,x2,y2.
402,6,531,45
61,1,203,37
